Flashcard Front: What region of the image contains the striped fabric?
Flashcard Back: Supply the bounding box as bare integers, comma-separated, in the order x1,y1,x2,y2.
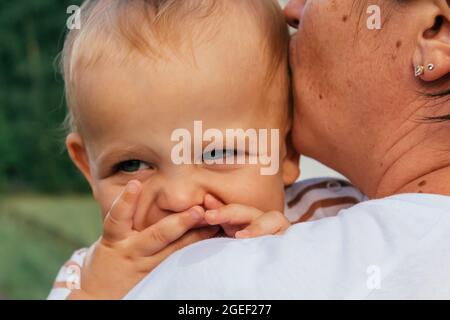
47,178,366,300
285,178,366,223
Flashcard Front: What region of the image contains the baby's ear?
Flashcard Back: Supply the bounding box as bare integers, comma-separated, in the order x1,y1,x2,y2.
282,133,300,187
66,133,97,196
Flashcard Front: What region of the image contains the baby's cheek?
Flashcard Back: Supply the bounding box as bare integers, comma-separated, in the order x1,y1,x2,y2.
133,212,167,232
94,182,125,219
261,178,286,212
234,175,285,212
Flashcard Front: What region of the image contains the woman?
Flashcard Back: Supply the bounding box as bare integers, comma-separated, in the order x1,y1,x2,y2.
285,0,450,199
123,0,450,299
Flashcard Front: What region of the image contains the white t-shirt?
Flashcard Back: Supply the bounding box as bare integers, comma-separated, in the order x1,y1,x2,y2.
125,193,450,300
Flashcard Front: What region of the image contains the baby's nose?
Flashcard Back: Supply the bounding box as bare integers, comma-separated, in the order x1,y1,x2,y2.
156,175,205,214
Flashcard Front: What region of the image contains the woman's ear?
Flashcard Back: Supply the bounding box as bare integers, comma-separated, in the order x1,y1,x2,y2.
413,0,450,82
66,132,97,196
282,132,300,187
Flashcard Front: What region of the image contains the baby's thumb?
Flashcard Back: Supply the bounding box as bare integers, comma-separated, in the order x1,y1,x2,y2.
103,180,141,242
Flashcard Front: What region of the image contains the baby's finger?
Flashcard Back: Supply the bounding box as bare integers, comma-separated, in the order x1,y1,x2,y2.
204,194,225,210
130,206,206,256
221,224,245,238
205,204,263,226
235,211,290,239
103,180,141,242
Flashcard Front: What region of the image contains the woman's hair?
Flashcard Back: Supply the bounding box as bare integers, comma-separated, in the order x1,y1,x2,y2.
60,0,290,132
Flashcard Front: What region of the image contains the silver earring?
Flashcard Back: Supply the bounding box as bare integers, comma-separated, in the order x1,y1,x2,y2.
415,65,425,77
427,63,435,71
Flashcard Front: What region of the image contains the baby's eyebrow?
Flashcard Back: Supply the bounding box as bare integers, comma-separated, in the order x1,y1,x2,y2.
96,145,158,166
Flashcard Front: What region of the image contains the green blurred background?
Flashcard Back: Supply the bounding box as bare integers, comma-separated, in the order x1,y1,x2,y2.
0,1,102,299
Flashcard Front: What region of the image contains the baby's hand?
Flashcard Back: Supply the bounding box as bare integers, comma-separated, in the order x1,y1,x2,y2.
68,181,220,300
204,194,291,239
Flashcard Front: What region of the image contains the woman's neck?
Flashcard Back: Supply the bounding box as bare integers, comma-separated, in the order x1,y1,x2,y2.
393,166,450,196
370,126,450,199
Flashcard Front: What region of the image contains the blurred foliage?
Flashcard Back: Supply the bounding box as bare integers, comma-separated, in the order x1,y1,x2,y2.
0,195,101,299
0,0,87,193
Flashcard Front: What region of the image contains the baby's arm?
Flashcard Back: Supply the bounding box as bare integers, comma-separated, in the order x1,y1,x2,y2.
68,181,219,300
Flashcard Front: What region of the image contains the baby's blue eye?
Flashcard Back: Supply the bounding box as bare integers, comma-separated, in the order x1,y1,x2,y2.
117,160,150,173
202,149,236,162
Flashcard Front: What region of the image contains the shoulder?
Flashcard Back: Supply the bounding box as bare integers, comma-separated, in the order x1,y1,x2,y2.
126,193,450,299
47,248,89,300
284,178,366,223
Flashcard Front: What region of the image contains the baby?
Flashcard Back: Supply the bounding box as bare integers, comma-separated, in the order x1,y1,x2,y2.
49,0,363,300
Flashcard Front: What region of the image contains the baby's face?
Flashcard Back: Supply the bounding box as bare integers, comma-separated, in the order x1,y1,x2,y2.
68,30,298,230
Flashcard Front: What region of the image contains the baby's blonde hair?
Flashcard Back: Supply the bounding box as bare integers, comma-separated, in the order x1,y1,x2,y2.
61,0,290,132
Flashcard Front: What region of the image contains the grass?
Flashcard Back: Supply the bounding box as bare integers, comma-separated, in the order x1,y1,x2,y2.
0,195,102,300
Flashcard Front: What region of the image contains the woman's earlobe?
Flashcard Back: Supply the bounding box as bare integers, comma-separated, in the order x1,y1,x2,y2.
413,50,450,82
414,63,437,77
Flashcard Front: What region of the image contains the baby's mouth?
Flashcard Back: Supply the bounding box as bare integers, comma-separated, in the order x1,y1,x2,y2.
213,228,227,238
